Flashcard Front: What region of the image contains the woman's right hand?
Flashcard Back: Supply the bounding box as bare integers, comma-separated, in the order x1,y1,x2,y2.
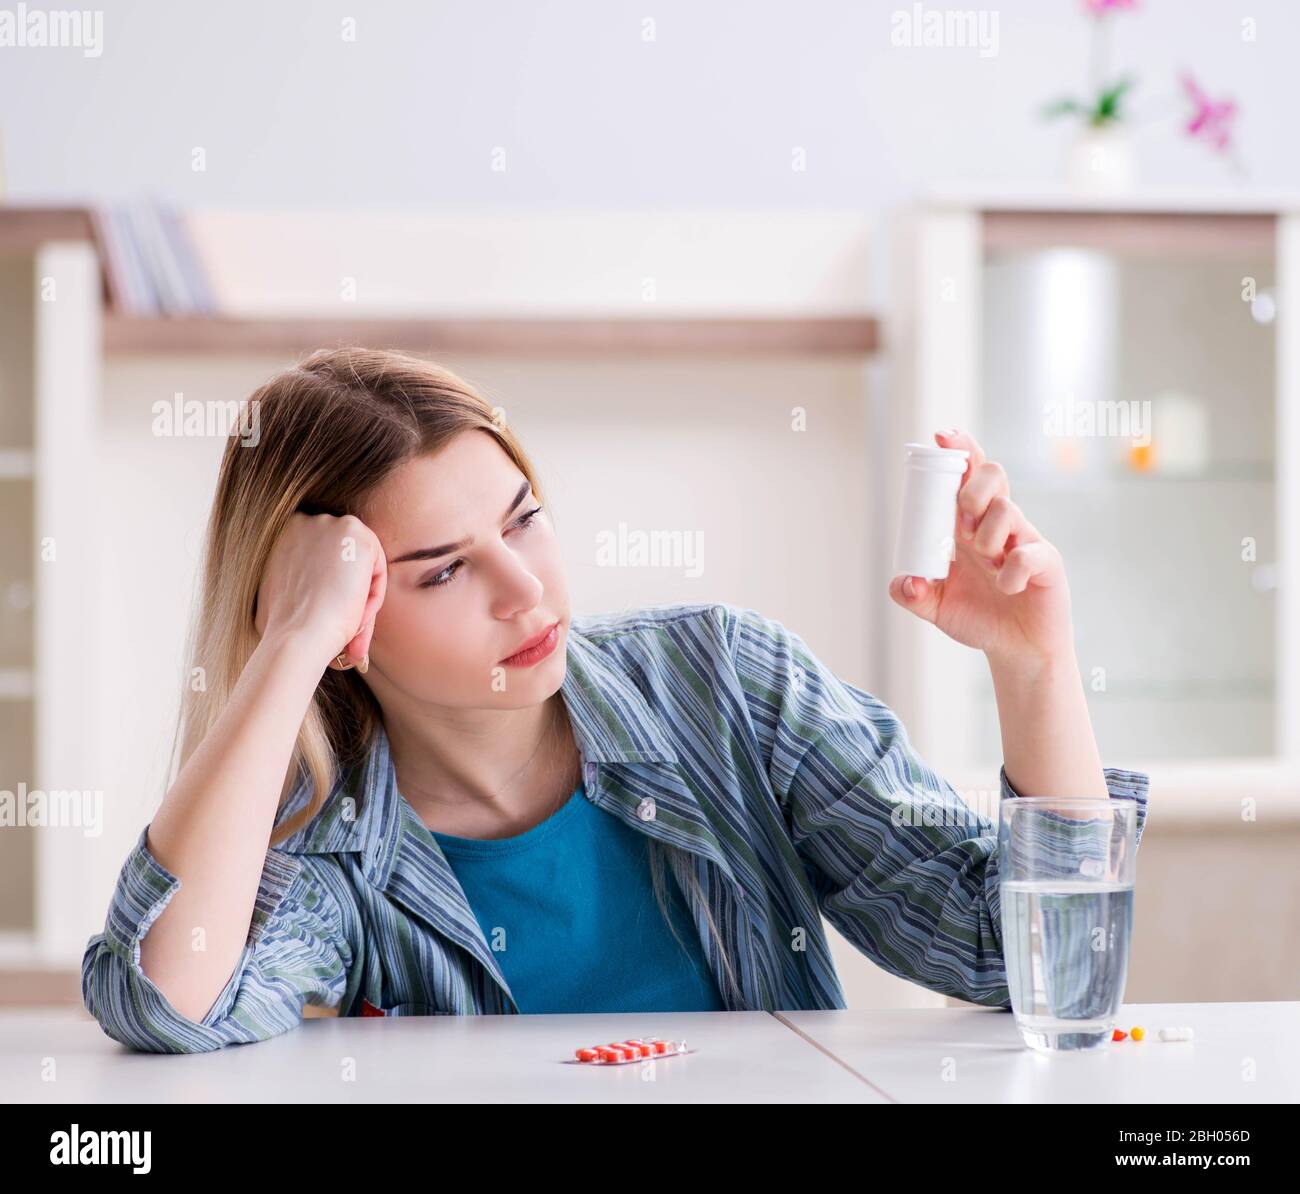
253,512,388,670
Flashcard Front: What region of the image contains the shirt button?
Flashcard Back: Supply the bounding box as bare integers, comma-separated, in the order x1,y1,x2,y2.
583,762,597,786
636,797,656,822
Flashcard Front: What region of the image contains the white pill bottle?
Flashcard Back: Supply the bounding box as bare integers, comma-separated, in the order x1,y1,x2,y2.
893,442,970,581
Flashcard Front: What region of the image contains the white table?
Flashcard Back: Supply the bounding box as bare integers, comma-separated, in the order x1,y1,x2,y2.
4,1002,1294,1103
1,1008,881,1104
779,1000,1300,1103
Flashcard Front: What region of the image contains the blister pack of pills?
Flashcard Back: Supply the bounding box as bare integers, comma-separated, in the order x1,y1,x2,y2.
568,1037,693,1065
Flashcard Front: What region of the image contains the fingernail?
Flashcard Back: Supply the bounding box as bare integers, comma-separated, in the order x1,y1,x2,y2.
903,576,916,598
940,427,959,438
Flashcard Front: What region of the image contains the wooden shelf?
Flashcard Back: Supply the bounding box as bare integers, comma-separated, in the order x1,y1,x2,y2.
0,207,94,255
983,210,1275,259
102,313,880,356
0,208,880,357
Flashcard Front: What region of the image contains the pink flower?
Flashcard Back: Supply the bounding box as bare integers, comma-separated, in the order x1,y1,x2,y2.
1181,72,1237,153
1084,0,1137,13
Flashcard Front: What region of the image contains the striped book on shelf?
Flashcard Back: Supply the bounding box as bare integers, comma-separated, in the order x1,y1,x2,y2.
90,198,217,317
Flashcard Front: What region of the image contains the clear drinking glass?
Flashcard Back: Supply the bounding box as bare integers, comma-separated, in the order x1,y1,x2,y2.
998,796,1140,1054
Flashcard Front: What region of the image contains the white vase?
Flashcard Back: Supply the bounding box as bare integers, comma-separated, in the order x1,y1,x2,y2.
1066,125,1136,194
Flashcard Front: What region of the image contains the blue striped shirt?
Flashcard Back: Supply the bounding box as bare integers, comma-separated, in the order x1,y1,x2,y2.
81,601,1150,1052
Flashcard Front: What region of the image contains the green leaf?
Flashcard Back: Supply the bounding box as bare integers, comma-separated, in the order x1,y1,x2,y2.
1094,77,1135,121
1041,96,1084,120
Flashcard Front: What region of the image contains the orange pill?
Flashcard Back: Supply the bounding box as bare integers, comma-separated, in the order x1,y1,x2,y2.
1130,1026,1145,1041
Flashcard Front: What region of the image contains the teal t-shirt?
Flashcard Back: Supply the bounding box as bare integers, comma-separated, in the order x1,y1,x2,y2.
429,783,725,1013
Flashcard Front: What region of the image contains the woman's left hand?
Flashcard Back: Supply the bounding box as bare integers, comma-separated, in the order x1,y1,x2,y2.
888,430,1075,667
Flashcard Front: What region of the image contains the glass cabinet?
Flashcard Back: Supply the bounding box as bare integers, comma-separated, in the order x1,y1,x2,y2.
887,196,1300,786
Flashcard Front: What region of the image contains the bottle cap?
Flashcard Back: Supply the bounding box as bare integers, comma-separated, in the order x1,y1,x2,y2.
903,442,970,472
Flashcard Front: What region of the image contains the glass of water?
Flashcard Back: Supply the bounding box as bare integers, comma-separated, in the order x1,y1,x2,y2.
998,795,1140,1054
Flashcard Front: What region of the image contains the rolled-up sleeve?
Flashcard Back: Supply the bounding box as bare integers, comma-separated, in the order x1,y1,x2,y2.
719,603,1150,1010
81,825,354,1054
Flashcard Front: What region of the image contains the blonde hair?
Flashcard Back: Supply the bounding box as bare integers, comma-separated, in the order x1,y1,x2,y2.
171,346,743,1008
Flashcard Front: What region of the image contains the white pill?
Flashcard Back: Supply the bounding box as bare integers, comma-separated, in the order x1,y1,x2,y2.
1158,1026,1194,1041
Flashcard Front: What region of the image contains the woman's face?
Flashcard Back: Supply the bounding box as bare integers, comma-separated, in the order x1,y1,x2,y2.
356,429,570,710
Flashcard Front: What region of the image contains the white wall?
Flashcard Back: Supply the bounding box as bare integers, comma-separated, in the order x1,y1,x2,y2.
1,0,1293,217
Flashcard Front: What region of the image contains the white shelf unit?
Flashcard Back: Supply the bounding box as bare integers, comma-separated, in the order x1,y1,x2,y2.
0,239,100,967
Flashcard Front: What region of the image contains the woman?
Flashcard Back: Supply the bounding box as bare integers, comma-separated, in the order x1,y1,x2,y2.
81,347,1149,1053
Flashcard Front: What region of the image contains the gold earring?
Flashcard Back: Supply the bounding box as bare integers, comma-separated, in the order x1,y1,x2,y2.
334,651,355,671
